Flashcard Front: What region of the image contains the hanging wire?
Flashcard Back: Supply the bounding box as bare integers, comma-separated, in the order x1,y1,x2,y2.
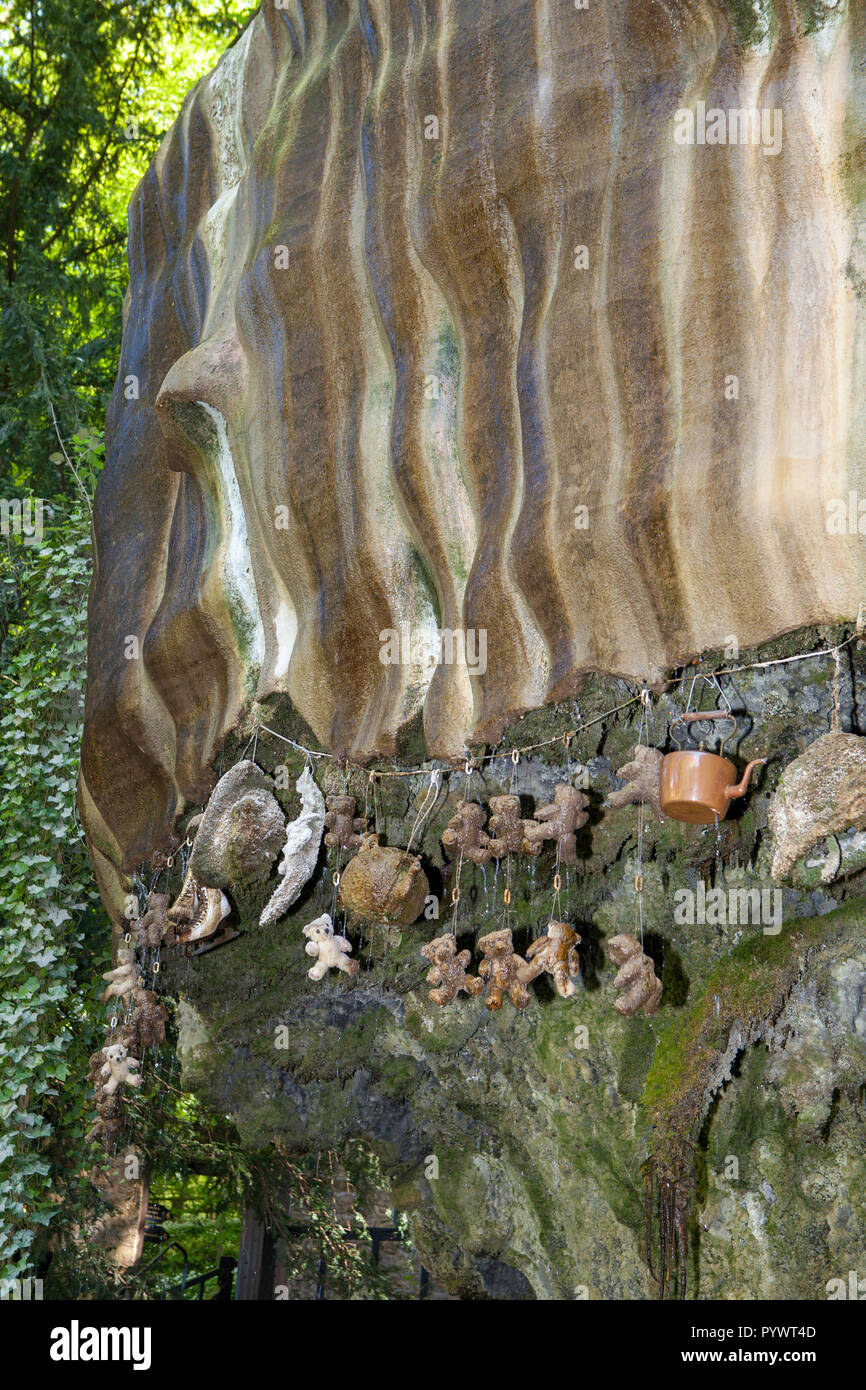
634,689,652,947
251,637,856,783
406,769,442,854
832,646,842,733
450,848,464,938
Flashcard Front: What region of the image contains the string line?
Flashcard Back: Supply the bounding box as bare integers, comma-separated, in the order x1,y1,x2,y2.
253,634,855,781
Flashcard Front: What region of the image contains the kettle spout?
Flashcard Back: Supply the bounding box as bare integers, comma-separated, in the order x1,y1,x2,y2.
725,759,767,801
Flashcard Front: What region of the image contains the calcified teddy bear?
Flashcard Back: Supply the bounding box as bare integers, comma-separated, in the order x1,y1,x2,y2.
123,989,169,1051
323,795,367,851
134,891,172,950
606,934,662,1016
519,921,582,998
607,746,665,821
100,948,141,1004
477,928,531,1011
421,933,483,1006
487,797,541,859
526,785,589,864
441,800,492,866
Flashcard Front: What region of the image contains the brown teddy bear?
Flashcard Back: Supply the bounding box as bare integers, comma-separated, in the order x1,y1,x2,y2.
134,891,172,949
487,797,541,859
323,795,367,851
526,785,589,863
477,928,531,1011
441,801,492,866
518,921,582,997
606,934,662,1016
123,989,169,1051
421,934,483,1006
607,746,665,821
87,1092,125,1149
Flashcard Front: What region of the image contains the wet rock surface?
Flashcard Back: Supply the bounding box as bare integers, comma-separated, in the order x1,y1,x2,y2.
159,628,866,1298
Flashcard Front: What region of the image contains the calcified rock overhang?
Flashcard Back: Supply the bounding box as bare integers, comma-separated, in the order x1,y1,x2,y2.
81,0,866,912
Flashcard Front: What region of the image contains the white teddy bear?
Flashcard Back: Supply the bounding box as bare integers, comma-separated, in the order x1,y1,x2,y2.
100,1042,142,1096
302,914,359,981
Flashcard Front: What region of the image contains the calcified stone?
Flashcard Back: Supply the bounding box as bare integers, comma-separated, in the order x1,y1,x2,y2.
768,732,866,880
260,765,325,926
338,834,429,925
79,1,866,920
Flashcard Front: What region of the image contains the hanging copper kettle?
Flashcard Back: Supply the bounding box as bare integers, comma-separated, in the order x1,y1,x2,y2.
659,711,766,824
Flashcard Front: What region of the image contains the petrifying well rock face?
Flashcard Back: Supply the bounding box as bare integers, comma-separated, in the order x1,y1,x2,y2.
81,0,866,903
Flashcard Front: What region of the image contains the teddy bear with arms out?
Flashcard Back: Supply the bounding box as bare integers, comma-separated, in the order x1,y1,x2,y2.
518,921,582,998
100,948,141,1003
99,1042,142,1096
421,933,483,1006
477,928,531,1011
302,914,359,980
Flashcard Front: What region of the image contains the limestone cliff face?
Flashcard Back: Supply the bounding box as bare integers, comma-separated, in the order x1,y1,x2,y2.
82,0,866,896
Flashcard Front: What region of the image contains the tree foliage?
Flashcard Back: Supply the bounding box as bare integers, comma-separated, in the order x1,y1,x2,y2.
0,4,255,1289
0,452,104,1283
0,0,256,495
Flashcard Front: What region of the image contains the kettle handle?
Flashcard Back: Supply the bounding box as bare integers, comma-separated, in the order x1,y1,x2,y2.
671,710,739,754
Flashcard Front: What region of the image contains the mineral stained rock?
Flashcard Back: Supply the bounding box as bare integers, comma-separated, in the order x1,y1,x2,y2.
167,652,866,1299
768,732,866,880
79,0,866,918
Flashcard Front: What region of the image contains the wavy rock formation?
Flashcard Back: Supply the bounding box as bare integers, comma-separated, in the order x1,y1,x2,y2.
81,0,866,914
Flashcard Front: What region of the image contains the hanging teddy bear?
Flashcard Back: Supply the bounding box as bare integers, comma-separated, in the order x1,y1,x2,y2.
99,1042,142,1096
100,948,142,1004
526,784,589,863
518,921,582,998
134,891,172,950
302,914,359,980
477,928,532,1011
441,801,493,866
87,1091,125,1149
87,1048,107,1092
421,934,483,1005
323,795,367,851
605,934,662,1016
123,989,169,1052
607,746,665,821
487,796,541,859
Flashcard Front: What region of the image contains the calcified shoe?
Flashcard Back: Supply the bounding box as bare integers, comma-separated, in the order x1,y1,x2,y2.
169,869,231,945
167,863,197,926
